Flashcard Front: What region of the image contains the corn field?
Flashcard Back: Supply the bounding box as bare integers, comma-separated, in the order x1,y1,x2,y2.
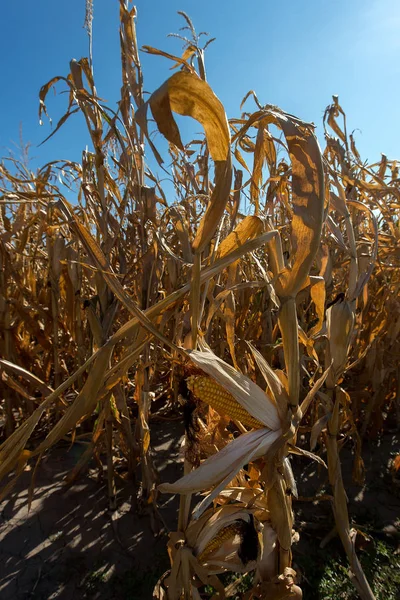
0,3,399,599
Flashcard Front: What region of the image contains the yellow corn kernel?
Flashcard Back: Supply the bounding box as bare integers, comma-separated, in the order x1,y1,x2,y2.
187,375,263,429
197,522,243,562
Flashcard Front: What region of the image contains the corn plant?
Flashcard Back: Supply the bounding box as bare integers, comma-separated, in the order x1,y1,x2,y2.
0,4,399,599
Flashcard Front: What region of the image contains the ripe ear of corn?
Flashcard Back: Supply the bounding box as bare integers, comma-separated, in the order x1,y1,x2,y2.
197,521,244,562
197,517,261,567
187,375,264,430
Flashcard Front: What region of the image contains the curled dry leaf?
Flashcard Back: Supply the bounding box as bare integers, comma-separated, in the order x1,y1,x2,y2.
136,71,232,254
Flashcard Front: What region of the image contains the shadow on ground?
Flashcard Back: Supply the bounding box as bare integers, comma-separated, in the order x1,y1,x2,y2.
1,418,399,600
0,420,184,600
292,430,400,599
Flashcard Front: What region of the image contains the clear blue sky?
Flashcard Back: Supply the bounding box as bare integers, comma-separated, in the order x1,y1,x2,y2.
1,0,399,172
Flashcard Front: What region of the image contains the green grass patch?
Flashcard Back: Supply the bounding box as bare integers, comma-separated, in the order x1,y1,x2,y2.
296,537,400,599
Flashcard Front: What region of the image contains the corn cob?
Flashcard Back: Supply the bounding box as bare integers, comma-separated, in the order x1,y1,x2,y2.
197,521,244,562
186,375,263,429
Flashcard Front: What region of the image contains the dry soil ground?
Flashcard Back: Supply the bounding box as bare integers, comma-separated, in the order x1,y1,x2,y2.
0,420,399,599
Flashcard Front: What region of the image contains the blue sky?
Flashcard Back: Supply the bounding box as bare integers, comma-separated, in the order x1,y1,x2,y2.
1,0,399,174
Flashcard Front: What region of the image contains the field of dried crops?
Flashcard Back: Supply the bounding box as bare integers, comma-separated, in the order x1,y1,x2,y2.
0,4,399,599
